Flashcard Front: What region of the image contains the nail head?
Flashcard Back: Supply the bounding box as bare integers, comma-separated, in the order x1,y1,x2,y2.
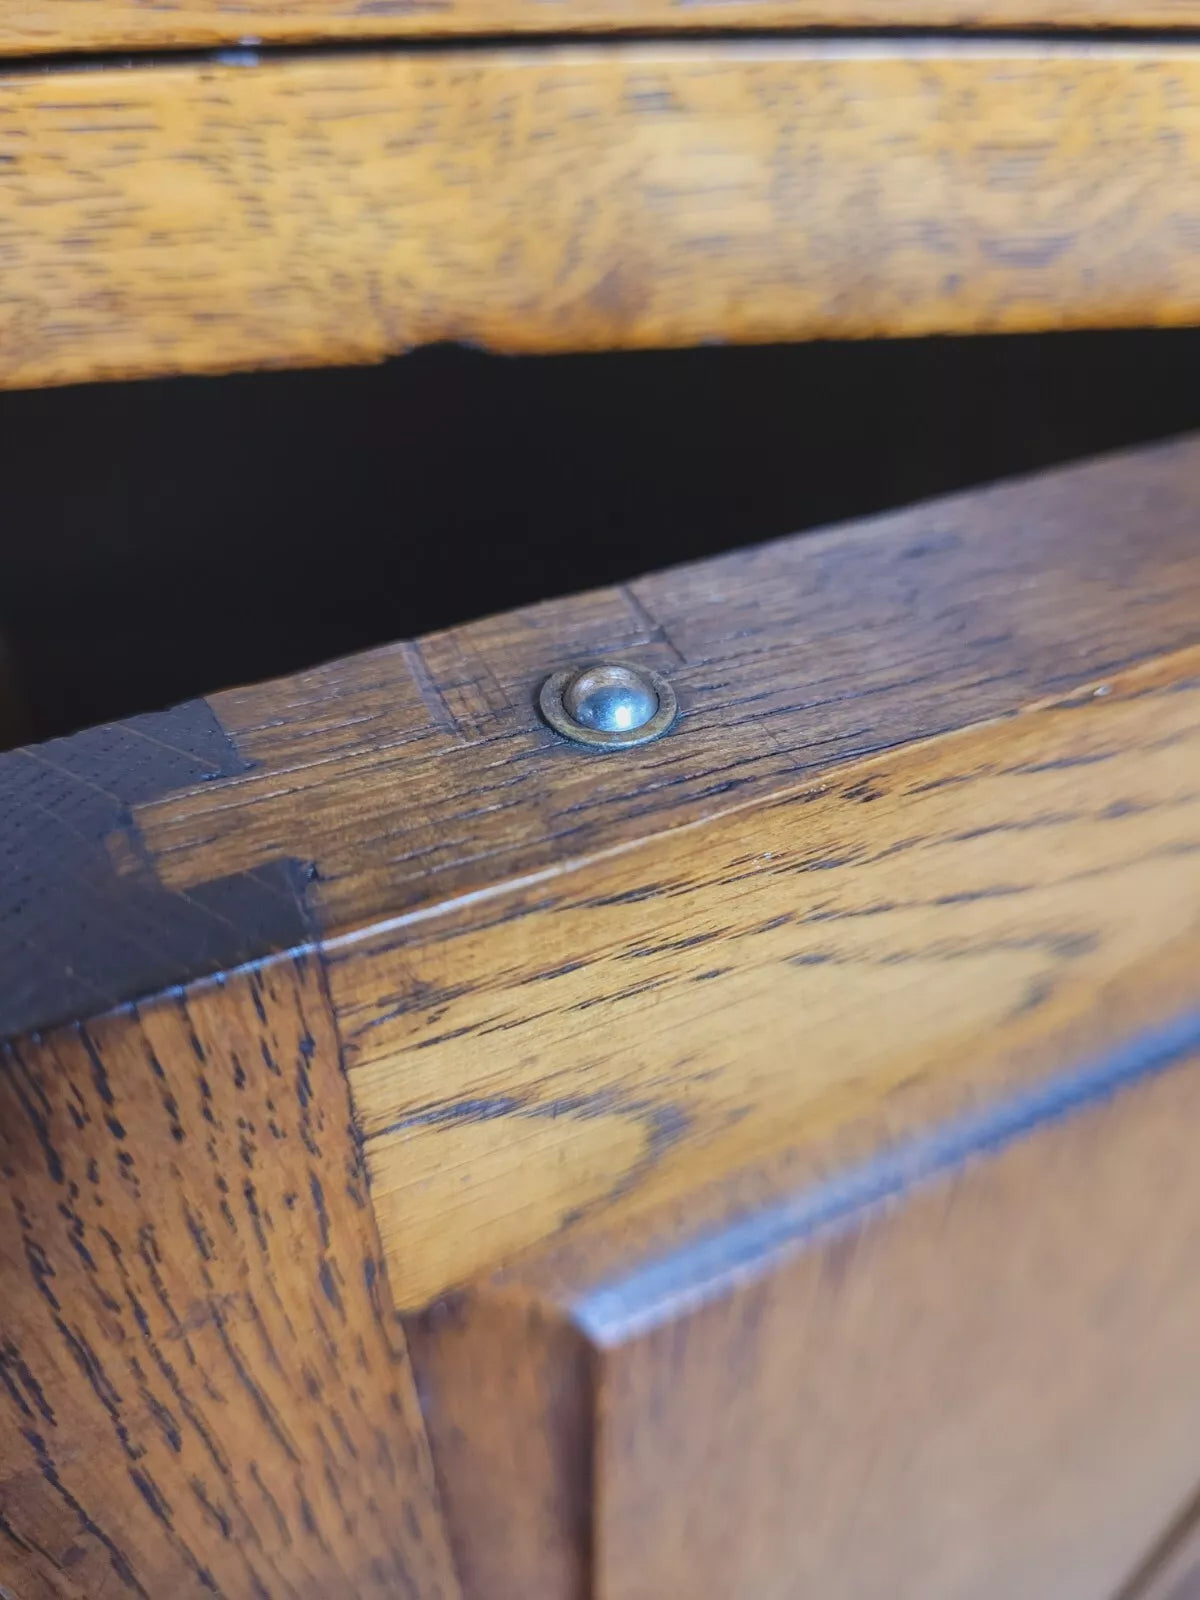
539,662,677,750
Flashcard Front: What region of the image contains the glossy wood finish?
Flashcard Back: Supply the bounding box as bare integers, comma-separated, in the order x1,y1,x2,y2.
7,437,1200,1594
165,435,1200,1305
7,437,1200,1310
120,436,1200,998
0,957,461,1600
362,643,1200,1303
410,932,1200,1600
8,44,1200,390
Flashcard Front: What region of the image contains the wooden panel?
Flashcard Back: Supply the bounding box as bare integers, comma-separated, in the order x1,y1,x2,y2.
5,437,1200,1591
8,438,1200,1316
409,938,1200,1600
352,645,1200,1304
0,955,461,1600
7,44,1200,389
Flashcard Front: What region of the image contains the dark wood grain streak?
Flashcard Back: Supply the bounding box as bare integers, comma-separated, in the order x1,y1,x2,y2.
13,0,1200,58
8,45,1200,390
409,937,1200,1600
0,954,461,1600
354,642,1200,1302
140,435,1200,930
4,437,1200,1593
5,435,1200,1044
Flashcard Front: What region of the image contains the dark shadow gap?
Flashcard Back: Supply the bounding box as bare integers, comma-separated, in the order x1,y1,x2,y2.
3,327,1200,749
13,29,1200,77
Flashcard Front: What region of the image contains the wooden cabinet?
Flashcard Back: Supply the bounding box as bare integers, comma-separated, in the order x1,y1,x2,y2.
5,434,1200,1596
5,0,1200,1582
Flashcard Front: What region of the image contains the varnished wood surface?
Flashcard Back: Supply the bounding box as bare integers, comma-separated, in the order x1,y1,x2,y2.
0,955,461,1600
8,437,1200,1308
8,43,1200,389
358,644,1200,1303
411,936,1200,1600
7,437,1200,1593
13,0,1200,57
129,437,1200,962
9,437,1200,1045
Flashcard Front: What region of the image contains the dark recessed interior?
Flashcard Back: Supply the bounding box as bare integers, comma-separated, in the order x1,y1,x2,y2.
3,327,1200,752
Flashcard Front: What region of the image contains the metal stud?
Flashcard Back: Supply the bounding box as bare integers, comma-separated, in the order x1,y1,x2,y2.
539,661,677,750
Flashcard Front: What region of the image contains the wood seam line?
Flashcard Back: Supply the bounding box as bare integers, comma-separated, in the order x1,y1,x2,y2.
3,638,1191,1054
307,933,474,1600
320,639,1200,959
10,31,1200,70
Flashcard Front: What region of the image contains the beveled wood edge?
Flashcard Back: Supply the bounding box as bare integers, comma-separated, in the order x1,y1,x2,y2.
6,431,1200,1045
8,436,1200,1595
391,842,1200,1331
7,43,1200,390
402,926,1200,1598
492,935,1200,1341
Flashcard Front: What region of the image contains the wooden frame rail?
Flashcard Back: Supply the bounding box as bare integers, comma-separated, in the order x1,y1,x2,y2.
5,435,1200,1594
6,42,1200,389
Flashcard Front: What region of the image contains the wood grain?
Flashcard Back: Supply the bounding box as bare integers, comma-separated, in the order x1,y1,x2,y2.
4,436,1196,1046
13,0,1200,59
410,935,1200,1600
0,954,461,1600
5,438,1200,1589
138,436,1200,944
353,643,1200,1303
8,436,1200,1310
8,43,1200,389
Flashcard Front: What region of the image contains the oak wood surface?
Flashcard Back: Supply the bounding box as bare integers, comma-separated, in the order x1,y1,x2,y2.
8,436,1198,1046
8,43,1200,389
8,437,1200,1313
6,437,1200,1594
410,934,1200,1600
0,955,461,1600
11,0,1200,58
136,436,1200,950
357,643,1200,1303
